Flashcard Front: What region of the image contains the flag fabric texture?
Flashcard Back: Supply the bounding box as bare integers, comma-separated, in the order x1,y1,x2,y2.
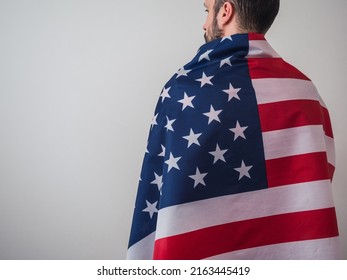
127,33,339,260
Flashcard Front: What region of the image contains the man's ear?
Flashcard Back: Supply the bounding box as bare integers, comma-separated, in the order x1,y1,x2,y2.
219,1,234,26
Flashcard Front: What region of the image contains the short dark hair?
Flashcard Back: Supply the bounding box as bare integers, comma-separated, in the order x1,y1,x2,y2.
214,0,280,34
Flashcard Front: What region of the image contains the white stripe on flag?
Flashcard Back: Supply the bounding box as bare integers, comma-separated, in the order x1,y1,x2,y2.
252,78,326,107
262,125,326,160
155,180,334,240
205,237,341,260
247,40,280,58
127,231,155,260
325,135,336,166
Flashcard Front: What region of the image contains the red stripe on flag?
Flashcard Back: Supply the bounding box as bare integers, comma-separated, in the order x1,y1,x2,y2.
266,152,330,188
153,208,338,260
248,58,310,80
328,163,335,182
248,33,266,40
258,100,324,132
321,106,334,138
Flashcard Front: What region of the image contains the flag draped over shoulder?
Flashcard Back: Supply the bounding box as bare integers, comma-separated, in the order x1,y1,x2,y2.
127,33,340,260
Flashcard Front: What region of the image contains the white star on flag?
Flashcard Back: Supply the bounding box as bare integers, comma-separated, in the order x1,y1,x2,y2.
198,49,213,62
183,129,202,148
151,173,163,193
203,105,222,124
160,87,171,102
221,36,233,42
189,167,208,188
145,141,149,154
178,92,195,111
165,152,181,172
230,121,248,140
220,56,232,68
234,160,253,180
176,67,191,78
165,117,176,132
196,72,214,88
158,144,165,157
223,83,241,101
142,200,159,219
150,113,158,129
209,144,228,164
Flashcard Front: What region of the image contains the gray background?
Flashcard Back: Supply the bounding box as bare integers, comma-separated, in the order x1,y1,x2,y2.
0,0,346,259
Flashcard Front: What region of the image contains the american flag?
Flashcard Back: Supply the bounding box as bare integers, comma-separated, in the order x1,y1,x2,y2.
127,33,340,259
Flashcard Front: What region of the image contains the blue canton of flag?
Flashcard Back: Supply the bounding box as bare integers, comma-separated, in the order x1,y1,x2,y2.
129,34,267,252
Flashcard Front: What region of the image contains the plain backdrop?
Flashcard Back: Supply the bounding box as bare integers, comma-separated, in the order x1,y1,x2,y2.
0,0,346,259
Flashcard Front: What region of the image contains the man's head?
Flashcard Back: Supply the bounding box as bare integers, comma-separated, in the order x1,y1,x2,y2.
203,0,280,42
